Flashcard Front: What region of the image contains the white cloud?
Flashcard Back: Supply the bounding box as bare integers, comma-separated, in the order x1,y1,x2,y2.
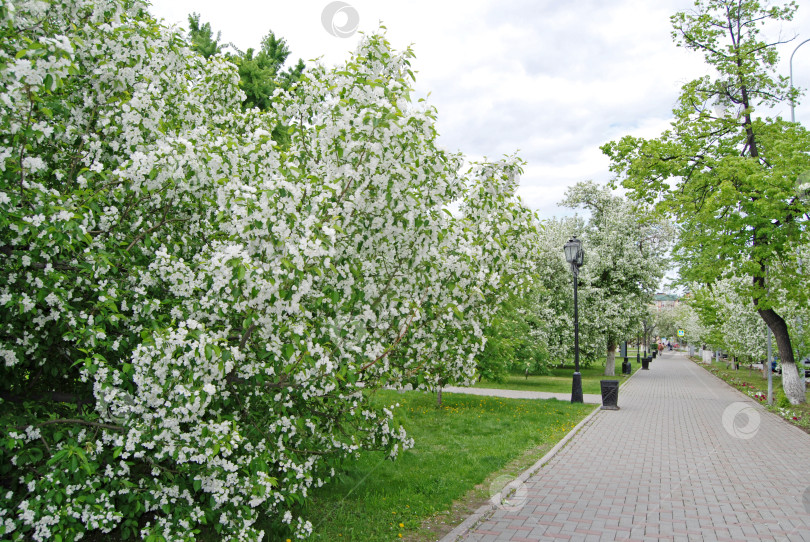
149,0,810,218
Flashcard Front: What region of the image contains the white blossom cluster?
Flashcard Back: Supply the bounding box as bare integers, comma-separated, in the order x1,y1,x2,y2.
0,0,538,540
686,268,810,366
532,181,672,367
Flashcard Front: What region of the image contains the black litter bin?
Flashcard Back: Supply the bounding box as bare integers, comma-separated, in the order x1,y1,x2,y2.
600,380,620,410
642,357,650,370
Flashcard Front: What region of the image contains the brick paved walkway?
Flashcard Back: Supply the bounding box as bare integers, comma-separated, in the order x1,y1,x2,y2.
442,351,810,542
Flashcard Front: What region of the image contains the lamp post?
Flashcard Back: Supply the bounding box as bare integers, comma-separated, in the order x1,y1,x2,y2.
790,38,810,122
790,38,809,372
564,237,585,403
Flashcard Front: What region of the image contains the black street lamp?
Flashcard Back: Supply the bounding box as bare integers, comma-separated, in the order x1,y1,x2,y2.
564,236,585,403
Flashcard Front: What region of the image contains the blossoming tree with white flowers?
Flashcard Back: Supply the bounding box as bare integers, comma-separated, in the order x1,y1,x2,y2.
0,1,538,540
560,181,673,375
533,182,672,374
688,279,768,363
687,272,810,373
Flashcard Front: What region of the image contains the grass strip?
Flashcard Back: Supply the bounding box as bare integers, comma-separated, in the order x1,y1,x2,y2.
473,359,643,395
284,390,593,541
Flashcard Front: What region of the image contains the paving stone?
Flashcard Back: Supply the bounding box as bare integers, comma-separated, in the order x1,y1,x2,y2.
441,352,810,542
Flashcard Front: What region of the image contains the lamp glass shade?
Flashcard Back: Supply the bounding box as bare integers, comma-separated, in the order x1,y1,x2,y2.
564,237,582,265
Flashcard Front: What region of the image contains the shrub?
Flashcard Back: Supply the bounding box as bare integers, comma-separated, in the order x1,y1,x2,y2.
0,1,537,539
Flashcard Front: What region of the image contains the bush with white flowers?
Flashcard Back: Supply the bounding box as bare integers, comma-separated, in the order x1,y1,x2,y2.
0,1,537,540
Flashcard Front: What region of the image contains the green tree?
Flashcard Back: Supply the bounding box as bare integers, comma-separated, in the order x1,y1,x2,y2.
477,290,550,382
186,14,305,111
602,0,810,403
235,32,305,111
188,12,223,58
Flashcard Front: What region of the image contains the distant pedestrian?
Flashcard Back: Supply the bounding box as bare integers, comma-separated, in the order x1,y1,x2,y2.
658,342,664,355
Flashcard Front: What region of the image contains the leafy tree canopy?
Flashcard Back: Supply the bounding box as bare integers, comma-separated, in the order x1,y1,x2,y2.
187,13,306,111
602,0,809,403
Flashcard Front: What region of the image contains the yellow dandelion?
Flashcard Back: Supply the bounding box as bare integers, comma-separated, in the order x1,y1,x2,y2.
399,522,404,528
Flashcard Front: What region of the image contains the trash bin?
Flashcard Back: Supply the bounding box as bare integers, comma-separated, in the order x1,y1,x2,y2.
642,357,650,370
600,380,620,410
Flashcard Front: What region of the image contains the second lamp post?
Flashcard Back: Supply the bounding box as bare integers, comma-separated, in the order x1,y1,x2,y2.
564,237,585,403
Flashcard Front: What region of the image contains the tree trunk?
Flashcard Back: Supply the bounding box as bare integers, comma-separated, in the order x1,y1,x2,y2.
436,387,442,407
605,337,616,376
758,307,806,405
752,249,806,404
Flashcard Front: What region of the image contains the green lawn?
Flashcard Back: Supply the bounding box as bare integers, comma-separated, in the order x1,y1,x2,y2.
269,390,593,541
473,356,644,395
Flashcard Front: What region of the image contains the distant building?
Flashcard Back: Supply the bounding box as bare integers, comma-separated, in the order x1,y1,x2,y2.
653,293,680,311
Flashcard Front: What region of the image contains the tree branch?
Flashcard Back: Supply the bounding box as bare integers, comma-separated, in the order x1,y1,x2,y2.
32,418,124,432
1,391,94,406
125,207,187,253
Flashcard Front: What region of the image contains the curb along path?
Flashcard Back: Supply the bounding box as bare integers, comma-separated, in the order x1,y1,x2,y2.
442,351,810,542
442,386,603,405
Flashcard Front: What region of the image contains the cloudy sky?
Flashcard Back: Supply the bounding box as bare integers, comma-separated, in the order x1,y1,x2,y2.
148,0,810,219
